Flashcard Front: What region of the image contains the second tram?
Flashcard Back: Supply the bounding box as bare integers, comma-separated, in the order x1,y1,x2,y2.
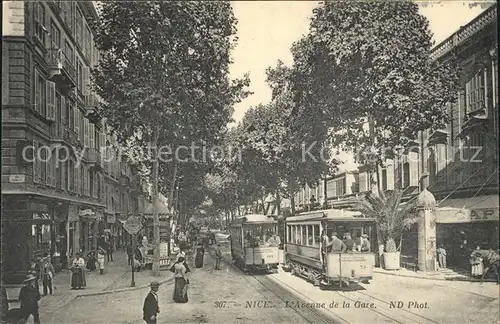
284,208,376,287
229,214,281,273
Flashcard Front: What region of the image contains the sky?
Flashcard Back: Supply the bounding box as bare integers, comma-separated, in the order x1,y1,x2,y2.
228,1,494,124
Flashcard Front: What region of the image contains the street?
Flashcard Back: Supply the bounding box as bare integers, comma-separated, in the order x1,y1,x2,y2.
36,239,499,324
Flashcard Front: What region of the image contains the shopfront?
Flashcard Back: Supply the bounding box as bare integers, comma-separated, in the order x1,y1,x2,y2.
436,195,499,269
1,197,55,284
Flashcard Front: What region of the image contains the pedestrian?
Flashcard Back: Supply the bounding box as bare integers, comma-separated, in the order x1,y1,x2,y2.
343,233,355,252
70,253,86,290
172,257,189,303
176,249,186,263
18,274,41,324
97,248,106,275
437,245,447,269
106,240,114,262
360,234,371,252
30,256,41,295
142,281,160,324
40,253,55,296
194,243,205,268
127,243,134,266
470,246,484,278
327,232,347,253
214,244,223,270
86,251,97,272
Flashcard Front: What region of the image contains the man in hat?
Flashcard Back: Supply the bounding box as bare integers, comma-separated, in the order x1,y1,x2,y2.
143,281,160,324
18,274,41,324
214,244,223,270
40,253,55,296
361,234,371,252
326,232,347,253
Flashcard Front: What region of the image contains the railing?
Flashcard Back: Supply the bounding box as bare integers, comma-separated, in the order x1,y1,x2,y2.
62,56,76,84
85,93,98,107
46,48,64,68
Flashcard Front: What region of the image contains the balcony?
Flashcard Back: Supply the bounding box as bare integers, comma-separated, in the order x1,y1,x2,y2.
46,48,76,93
63,128,79,147
86,148,103,170
85,93,102,123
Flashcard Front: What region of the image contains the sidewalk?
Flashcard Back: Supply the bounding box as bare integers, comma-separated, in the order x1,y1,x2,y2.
374,266,498,282
5,249,174,315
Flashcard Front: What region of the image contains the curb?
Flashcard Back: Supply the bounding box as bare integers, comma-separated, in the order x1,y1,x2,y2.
373,269,497,283
75,274,175,298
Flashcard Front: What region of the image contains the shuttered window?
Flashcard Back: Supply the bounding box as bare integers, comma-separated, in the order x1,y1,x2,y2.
46,81,56,121
33,141,42,184
34,2,46,46
74,106,79,135
34,69,45,116
466,70,485,113
84,118,89,148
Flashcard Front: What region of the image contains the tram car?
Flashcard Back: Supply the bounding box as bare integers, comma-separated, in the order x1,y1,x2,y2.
229,214,281,273
284,208,376,287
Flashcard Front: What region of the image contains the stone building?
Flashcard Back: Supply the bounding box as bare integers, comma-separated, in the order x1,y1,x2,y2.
1,1,147,283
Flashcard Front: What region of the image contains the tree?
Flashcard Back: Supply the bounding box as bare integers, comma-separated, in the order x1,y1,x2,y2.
356,189,417,253
291,1,460,195
93,1,249,275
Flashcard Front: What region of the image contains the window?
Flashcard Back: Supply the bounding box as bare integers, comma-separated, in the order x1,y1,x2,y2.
46,81,56,121
74,107,80,138
64,41,74,66
336,178,345,196
428,149,437,185
33,141,42,184
85,25,92,59
34,69,46,116
49,21,60,49
403,162,410,188
313,225,320,247
76,9,84,46
307,225,313,246
34,2,46,46
60,2,73,30
68,160,74,192
466,70,485,113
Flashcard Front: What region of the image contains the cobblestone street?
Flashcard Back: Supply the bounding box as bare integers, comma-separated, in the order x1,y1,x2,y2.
41,251,316,324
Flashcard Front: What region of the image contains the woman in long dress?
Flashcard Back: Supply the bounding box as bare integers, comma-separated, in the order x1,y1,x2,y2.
194,243,205,268
470,247,484,278
86,251,96,272
70,253,86,289
173,257,189,303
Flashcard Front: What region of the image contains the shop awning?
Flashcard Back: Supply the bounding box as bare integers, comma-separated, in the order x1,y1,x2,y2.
436,195,499,223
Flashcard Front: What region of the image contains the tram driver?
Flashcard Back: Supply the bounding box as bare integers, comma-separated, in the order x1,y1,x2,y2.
326,232,347,253
267,233,281,247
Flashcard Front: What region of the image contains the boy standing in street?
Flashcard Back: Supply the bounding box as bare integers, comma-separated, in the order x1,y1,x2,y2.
40,253,55,296
18,274,41,324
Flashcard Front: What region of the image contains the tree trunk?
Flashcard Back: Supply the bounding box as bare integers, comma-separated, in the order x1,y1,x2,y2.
167,160,178,257
151,128,161,276
290,195,295,215
275,192,281,216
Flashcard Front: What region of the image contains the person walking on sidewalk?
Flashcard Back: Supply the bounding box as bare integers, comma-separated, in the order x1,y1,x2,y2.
127,243,134,266
214,244,223,270
106,240,114,262
18,274,41,324
40,253,55,296
143,281,160,324
97,248,106,275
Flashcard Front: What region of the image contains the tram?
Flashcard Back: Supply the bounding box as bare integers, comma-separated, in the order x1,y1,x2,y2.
229,214,281,273
284,208,376,287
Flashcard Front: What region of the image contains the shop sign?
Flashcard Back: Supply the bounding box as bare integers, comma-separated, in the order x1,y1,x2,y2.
436,208,499,223
123,216,142,234
79,209,95,217
9,174,25,183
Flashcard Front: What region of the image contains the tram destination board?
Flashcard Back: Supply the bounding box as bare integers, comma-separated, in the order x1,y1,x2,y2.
123,216,142,234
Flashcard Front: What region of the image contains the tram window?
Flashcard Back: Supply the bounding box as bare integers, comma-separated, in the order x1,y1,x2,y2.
300,226,305,245
313,225,320,247
293,226,298,244
307,225,313,246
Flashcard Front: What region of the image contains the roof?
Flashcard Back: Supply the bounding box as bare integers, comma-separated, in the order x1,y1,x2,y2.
230,214,277,225
287,208,375,222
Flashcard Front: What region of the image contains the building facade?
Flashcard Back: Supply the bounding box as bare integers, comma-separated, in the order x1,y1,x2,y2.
1,1,147,283
291,4,498,269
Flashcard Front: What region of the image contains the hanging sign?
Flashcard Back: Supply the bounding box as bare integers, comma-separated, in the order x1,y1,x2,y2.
123,216,142,234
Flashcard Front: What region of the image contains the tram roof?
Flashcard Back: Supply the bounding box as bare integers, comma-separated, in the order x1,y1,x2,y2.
286,208,375,222
230,214,277,225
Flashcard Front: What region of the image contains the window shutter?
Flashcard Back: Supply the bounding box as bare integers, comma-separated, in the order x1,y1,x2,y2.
409,152,419,187
84,118,89,148
89,123,95,150
75,164,80,194
34,70,40,114
46,81,56,120
60,96,66,125
386,159,395,190
46,152,51,186
74,106,79,135
83,66,90,96
33,140,39,183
